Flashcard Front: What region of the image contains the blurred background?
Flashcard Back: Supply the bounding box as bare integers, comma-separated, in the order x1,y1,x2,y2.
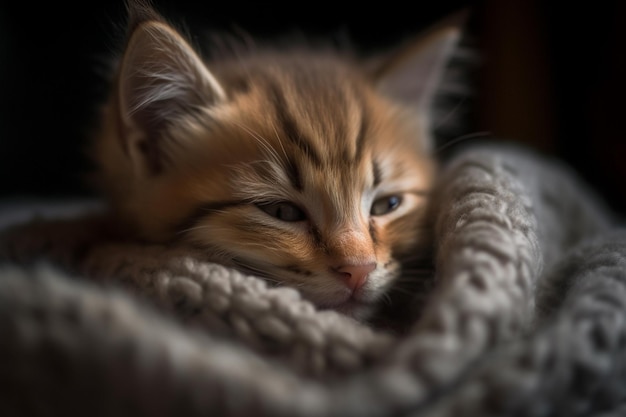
1,0,625,214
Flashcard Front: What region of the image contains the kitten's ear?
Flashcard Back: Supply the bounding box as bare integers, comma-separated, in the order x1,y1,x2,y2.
371,11,466,114
117,2,226,174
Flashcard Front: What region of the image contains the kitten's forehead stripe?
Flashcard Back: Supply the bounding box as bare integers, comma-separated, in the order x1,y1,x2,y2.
268,84,323,168
285,157,303,192
353,110,367,163
256,58,373,173
373,159,382,187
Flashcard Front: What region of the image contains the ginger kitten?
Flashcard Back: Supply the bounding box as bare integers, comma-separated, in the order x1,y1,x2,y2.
92,0,461,320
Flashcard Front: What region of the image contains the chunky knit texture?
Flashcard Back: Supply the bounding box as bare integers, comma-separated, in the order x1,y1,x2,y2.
0,143,623,416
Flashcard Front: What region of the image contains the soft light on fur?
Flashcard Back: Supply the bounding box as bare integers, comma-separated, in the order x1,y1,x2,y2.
92,0,462,320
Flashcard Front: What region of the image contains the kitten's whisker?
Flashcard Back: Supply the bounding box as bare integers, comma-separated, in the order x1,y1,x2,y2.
270,123,290,163
177,224,212,235
201,208,228,215
434,96,467,131
235,263,272,280
233,122,276,156
234,121,294,183
175,207,233,236
263,276,287,287
231,257,289,288
434,131,493,155
380,292,393,306
243,242,282,251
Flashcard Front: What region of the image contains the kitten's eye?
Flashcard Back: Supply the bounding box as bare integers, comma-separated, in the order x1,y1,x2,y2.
370,195,402,216
257,201,307,222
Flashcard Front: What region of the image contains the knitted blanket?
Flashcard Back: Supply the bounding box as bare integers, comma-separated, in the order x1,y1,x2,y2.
1,143,625,417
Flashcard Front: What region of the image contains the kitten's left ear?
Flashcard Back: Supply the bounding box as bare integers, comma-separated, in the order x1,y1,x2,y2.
117,1,226,175
371,11,466,114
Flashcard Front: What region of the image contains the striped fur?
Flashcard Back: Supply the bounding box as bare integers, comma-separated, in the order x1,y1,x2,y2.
92,1,460,319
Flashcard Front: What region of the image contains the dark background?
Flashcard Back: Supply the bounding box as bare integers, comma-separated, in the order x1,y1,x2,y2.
1,1,625,214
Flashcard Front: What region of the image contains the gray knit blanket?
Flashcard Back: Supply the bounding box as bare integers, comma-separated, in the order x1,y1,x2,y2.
1,143,625,417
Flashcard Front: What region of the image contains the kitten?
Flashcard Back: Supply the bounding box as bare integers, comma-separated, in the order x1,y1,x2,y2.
91,0,462,320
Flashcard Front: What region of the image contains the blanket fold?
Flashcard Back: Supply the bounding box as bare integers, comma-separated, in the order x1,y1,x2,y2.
1,143,623,416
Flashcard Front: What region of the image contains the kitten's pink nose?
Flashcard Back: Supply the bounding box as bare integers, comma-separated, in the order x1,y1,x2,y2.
335,263,376,291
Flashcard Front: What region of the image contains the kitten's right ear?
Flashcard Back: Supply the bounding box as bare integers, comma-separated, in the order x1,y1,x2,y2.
117,1,226,175
370,11,466,115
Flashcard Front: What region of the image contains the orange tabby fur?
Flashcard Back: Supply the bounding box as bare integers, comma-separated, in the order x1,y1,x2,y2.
92,0,460,319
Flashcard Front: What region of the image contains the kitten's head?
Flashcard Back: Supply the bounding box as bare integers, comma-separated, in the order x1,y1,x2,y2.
93,1,461,319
